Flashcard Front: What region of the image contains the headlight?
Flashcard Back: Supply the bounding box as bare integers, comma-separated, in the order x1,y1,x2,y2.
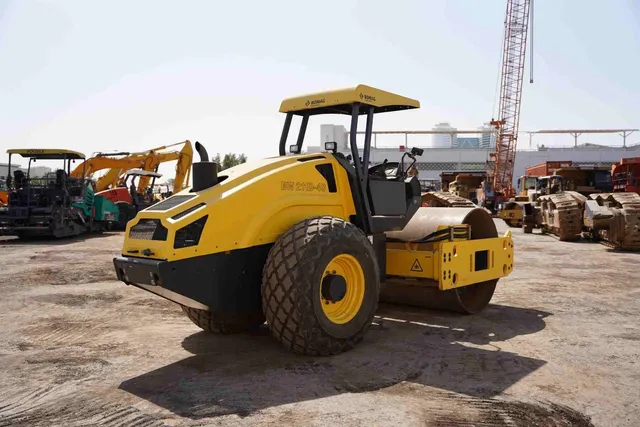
174,215,208,249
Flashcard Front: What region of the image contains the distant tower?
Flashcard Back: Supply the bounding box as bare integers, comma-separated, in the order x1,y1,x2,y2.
479,123,496,149
432,122,457,148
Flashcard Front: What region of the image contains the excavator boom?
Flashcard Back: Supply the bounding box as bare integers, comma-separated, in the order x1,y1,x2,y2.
70,140,193,193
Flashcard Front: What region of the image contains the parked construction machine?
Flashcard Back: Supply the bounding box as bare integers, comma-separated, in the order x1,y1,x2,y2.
0,179,7,207
511,160,640,249
447,173,482,204
70,140,193,194
69,141,193,228
498,161,611,231
0,149,119,239
112,85,515,356
97,169,164,228
582,157,640,250
611,157,640,193
495,175,538,228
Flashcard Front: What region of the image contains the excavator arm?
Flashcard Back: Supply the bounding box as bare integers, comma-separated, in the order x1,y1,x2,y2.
152,141,193,193
71,156,151,191
70,140,193,194
123,140,193,192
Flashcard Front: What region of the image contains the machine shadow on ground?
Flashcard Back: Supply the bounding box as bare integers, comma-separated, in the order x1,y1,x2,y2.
119,303,551,420
0,232,120,246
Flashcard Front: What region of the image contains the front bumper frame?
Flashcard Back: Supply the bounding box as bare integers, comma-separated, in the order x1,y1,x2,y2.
113,244,272,315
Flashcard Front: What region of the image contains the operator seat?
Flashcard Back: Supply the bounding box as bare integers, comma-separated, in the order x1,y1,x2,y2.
13,170,26,188
55,169,66,189
129,182,141,207
366,161,419,216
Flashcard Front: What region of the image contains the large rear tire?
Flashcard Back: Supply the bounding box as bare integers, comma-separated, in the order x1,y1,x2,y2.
261,216,380,356
181,306,265,334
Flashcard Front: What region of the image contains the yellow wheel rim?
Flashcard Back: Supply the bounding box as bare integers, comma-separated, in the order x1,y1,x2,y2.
320,253,365,324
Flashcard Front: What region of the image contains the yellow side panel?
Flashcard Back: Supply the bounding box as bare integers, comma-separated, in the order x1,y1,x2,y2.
437,232,514,290
121,154,357,261
385,231,514,290
386,248,436,279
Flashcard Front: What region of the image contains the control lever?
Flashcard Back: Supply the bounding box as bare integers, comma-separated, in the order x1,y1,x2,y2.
398,147,424,179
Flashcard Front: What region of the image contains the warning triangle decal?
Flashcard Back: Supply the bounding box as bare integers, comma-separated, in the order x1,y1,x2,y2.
411,259,423,272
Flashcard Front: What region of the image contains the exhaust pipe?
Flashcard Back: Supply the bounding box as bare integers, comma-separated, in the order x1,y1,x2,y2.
195,141,209,162
192,141,218,192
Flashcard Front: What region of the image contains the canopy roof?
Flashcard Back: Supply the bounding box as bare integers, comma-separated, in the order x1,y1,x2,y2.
279,84,420,116
125,168,163,178
6,148,85,160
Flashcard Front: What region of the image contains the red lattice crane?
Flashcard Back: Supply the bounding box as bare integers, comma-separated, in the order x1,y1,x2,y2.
487,0,532,201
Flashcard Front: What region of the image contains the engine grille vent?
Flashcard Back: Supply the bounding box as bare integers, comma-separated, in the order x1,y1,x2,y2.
129,219,168,241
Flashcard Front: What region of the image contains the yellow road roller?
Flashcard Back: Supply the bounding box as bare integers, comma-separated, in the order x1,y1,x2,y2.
113,85,514,356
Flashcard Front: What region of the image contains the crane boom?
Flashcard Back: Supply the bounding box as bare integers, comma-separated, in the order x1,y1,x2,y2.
489,0,532,199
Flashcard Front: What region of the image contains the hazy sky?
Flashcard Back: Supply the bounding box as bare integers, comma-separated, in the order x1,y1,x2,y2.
1,0,639,178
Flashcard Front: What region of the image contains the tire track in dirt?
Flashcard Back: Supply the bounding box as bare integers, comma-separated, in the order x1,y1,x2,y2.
0,385,166,427
20,317,118,348
381,385,594,426
427,398,595,426
33,292,123,307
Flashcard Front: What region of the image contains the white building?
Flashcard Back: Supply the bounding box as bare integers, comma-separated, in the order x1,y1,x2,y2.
0,163,21,179
431,122,457,148
0,163,52,179
478,123,496,149
309,124,640,189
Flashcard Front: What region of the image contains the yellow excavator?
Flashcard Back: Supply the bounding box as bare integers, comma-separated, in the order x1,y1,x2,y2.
68,140,192,229
70,140,193,194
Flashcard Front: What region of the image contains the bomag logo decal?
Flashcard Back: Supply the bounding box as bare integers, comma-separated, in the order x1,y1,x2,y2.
359,93,376,102
305,98,326,107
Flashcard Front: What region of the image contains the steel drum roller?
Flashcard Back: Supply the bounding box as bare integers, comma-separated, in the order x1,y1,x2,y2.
381,207,499,314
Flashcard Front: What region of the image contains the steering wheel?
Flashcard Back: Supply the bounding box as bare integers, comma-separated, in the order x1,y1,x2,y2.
368,160,401,179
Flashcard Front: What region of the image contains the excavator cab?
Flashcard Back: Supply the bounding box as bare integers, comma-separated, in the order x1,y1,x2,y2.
120,169,162,206
536,175,563,198
106,168,163,229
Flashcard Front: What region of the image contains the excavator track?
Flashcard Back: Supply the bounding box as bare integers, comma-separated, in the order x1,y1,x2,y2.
589,192,640,251
422,191,477,208
537,192,583,241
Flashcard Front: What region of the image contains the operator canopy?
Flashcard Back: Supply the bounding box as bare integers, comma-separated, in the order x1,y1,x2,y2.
124,168,163,178
279,84,420,116
6,148,86,160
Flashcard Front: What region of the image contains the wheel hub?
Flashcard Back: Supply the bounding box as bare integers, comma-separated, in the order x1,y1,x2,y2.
319,253,366,324
321,274,347,302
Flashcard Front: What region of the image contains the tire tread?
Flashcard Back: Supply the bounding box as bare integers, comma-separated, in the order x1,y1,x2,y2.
261,216,379,356
181,306,265,334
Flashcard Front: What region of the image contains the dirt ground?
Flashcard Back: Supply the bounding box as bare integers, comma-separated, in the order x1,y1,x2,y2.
0,220,638,427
